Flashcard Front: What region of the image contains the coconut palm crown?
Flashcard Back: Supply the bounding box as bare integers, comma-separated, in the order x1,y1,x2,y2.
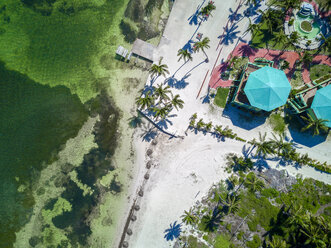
149,57,169,79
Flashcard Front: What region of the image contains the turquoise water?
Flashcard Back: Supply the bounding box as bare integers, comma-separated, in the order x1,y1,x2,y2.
294,15,321,40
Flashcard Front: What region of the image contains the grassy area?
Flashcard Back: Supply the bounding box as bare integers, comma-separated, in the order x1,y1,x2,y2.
310,64,331,81
214,234,231,248
268,113,286,133
237,192,279,232
214,87,230,108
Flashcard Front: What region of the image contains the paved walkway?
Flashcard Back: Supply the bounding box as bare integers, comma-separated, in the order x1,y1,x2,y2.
209,42,331,89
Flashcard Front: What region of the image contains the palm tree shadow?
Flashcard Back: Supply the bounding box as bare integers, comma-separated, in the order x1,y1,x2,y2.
201,86,210,104
187,0,206,25
165,76,178,87
184,60,206,77
228,7,243,22
183,40,195,53
243,2,262,17
157,116,175,130
238,44,258,57
254,157,270,171
142,128,158,142
220,24,243,46
164,221,181,241
242,144,254,158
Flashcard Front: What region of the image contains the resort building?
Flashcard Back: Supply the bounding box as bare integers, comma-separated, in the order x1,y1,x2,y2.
288,78,331,128
230,61,292,112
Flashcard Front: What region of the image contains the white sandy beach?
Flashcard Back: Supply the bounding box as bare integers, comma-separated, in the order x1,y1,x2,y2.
116,0,331,247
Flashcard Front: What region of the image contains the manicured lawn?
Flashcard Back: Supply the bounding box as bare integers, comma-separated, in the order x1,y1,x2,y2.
214,87,230,108
268,113,286,133
310,64,331,81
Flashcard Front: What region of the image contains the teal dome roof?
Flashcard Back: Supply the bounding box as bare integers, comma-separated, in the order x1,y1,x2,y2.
311,85,331,128
244,66,291,111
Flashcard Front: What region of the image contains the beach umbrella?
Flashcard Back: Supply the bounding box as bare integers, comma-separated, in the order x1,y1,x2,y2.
311,85,331,128
244,66,291,111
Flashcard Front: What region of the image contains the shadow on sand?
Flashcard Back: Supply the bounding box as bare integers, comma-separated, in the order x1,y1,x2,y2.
187,0,206,26
289,128,328,148
222,105,267,130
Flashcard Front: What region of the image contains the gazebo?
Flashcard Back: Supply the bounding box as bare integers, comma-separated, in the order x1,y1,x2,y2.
311,85,331,127
243,67,291,111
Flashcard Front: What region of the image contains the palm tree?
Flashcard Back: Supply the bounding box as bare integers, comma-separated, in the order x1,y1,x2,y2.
196,119,205,130
258,9,274,34
153,84,172,103
222,193,241,215
149,57,169,81
181,208,197,225
205,121,213,131
318,34,331,53
225,154,254,173
199,2,216,19
299,51,313,68
244,172,265,193
214,125,223,136
272,29,287,48
269,132,294,157
301,115,329,136
171,94,184,110
201,209,221,232
250,132,273,157
177,49,193,63
246,19,260,38
193,37,210,62
152,106,170,120
270,0,301,12
289,31,300,45
266,236,287,248
136,93,154,110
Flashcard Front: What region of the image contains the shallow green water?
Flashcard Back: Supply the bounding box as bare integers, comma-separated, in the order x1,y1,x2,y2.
0,0,126,246
0,60,88,247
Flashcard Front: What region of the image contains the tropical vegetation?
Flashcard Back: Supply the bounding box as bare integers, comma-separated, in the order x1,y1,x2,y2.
177,156,331,248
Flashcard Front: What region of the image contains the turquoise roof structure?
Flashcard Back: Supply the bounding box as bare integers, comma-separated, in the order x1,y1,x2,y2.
244,67,291,111
311,85,331,128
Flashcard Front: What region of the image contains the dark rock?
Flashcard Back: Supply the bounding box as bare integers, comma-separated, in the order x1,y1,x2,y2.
146,160,152,169
127,228,133,235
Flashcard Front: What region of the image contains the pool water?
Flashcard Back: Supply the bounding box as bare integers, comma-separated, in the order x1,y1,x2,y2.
294,15,321,40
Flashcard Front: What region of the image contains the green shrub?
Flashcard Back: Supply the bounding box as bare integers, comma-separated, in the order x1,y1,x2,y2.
237,231,244,240
268,113,286,133
261,188,279,198
226,223,232,232
214,234,231,248
246,234,261,248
